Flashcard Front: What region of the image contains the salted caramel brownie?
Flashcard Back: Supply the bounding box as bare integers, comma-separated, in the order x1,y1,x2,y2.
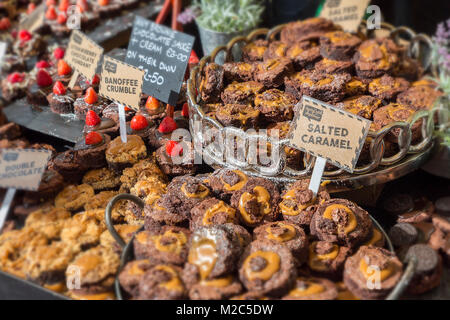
372,103,422,143
314,58,354,75
223,62,255,82
239,240,296,297
287,44,322,70
397,85,443,110
67,246,119,300
106,135,147,173
118,259,153,298
353,38,402,79
54,184,95,212
183,225,242,286
307,241,350,279
343,246,403,300
230,178,280,227
335,95,382,119
344,77,367,96
319,31,362,61
280,17,338,43
253,221,309,266
254,58,294,88
190,198,238,231
393,56,423,81
284,70,351,102
279,183,329,229
310,199,372,248
200,63,224,103
144,176,210,230
242,39,268,62
215,103,260,129
368,75,410,101
263,41,288,61
283,276,338,300
267,122,303,169
133,226,190,265
206,169,251,201
221,81,265,105
82,168,121,191
138,264,187,300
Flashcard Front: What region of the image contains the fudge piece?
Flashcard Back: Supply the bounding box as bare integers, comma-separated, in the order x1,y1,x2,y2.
254,88,295,122
368,75,410,101
242,39,268,62
199,63,224,103
221,81,264,105
319,31,362,61
254,58,294,88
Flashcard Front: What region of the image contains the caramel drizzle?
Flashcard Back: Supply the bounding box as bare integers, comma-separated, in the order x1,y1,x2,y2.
152,230,187,254
188,238,217,280
154,265,184,291
221,170,248,191
238,186,271,224
265,223,296,242
288,278,325,297
322,204,357,235
202,201,236,226
243,250,280,281
180,182,210,199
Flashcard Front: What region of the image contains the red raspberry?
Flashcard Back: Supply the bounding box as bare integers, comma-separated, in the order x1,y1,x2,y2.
59,0,70,12
0,18,11,30
53,47,65,60
27,3,36,14
36,69,53,87
7,73,25,84
36,60,50,69
18,30,32,42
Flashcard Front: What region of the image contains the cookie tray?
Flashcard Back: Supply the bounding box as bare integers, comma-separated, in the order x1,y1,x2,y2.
0,270,68,300
2,2,162,144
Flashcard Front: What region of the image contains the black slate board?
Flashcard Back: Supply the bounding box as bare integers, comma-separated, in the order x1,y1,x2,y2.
125,16,195,105
3,101,84,144
0,271,68,300
2,3,162,144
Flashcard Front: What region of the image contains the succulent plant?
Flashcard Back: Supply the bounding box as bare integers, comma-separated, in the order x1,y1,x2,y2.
191,0,264,33
432,19,450,146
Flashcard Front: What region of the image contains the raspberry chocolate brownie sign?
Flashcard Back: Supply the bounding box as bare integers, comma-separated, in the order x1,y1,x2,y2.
125,15,195,105
65,30,104,86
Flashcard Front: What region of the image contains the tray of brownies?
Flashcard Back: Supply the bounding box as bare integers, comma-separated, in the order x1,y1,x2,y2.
0,0,449,301
187,18,447,192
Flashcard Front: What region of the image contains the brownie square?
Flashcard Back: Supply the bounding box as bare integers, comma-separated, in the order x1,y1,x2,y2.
221,81,265,105
319,31,362,61
200,63,225,103
254,58,294,88
223,62,256,83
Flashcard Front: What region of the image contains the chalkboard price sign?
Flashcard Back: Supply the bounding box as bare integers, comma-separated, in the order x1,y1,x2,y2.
125,16,195,105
